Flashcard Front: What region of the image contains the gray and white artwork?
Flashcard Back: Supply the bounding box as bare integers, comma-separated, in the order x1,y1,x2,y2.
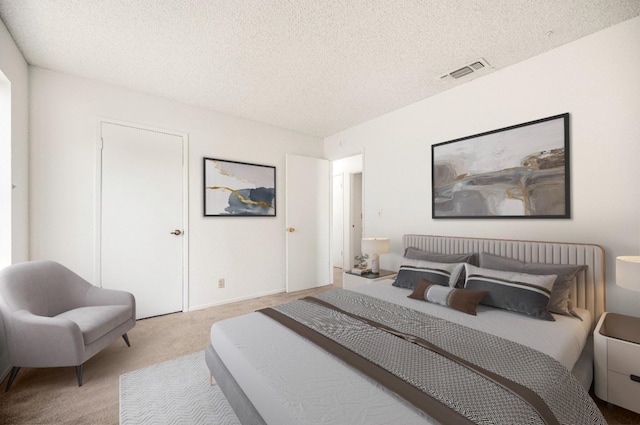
204,158,276,216
432,114,569,218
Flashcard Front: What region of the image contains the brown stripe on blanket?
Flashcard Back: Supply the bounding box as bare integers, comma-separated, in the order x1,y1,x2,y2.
304,296,560,425
259,307,476,425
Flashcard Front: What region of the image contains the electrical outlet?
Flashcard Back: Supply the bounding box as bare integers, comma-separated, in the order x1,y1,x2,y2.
218,278,225,289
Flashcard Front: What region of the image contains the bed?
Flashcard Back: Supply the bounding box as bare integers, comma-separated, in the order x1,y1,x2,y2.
205,235,607,425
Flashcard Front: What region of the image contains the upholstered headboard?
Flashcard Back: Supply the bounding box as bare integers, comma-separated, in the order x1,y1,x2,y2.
402,234,606,329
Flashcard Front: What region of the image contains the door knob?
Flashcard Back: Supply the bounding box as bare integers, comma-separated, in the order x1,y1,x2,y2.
286,227,296,233
170,230,183,235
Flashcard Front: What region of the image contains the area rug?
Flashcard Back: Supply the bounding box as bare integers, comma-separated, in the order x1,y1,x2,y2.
120,351,241,424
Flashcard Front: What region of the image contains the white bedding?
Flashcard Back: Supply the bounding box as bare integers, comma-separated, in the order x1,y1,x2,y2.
209,280,592,425
352,280,592,371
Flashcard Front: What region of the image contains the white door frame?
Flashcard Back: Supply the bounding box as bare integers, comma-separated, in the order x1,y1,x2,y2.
94,118,190,313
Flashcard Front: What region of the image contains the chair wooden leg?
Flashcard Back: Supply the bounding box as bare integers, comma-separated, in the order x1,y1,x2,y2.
122,333,131,347
5,367,20,392
76,365,83,387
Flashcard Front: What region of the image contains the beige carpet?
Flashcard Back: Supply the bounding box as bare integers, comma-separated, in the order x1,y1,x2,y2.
0,270,638,424
0,281,335,425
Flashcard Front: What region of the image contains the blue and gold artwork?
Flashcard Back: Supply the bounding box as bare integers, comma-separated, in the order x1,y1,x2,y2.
204,158,276,216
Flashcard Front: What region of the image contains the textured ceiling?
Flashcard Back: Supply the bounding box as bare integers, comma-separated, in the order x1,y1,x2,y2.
1,1,639,137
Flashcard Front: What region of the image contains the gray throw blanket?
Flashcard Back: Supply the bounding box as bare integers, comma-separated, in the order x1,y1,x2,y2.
261,289,606,425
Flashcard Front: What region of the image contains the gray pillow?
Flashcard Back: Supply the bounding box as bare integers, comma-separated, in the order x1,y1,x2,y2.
479,252,587,318
404,247,476,264
464,264,557,321
404,248,476,287
393,258,464,290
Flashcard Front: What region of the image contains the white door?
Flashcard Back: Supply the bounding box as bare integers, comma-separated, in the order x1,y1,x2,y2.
100,122,185,319
286,154,330,292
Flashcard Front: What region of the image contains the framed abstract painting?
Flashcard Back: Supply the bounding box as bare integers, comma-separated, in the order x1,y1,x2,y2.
204,158,276,216
432,113,570,219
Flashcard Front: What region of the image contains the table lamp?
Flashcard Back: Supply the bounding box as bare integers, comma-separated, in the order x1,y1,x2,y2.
361,238,390,274
616,256,640,291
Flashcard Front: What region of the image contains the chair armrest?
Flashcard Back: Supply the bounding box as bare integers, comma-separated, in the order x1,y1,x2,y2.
85,286,136,321
6,310,85,367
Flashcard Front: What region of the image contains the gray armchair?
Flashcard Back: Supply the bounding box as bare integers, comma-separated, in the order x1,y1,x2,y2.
0,260,135,391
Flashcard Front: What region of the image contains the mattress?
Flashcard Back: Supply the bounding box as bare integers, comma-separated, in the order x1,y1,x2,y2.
209,280,592,425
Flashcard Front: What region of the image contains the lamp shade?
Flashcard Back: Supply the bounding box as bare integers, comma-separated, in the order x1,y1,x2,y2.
616,256,640,292
361,238,390,255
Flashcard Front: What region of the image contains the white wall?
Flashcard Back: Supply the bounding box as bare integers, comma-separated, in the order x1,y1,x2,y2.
0,15,29,383
325,16,640,317
0,71,10,268
29,67,323,310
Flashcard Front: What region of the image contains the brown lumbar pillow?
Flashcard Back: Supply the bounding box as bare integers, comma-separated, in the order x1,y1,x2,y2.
408,278,488,315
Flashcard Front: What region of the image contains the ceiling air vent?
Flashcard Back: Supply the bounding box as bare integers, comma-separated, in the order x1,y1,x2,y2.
440,58,490,81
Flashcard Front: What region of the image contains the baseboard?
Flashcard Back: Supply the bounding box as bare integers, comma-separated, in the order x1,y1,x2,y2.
189,288,285,312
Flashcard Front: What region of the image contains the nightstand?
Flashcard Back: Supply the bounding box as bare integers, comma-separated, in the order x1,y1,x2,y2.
342,269,396,290
594,312,640,414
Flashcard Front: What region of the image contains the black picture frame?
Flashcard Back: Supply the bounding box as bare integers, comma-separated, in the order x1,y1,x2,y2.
203,158,276,216
432,113,570,219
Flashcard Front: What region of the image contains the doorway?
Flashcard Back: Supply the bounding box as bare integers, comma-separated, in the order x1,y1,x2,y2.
331,154,363,274
97,121,188,319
